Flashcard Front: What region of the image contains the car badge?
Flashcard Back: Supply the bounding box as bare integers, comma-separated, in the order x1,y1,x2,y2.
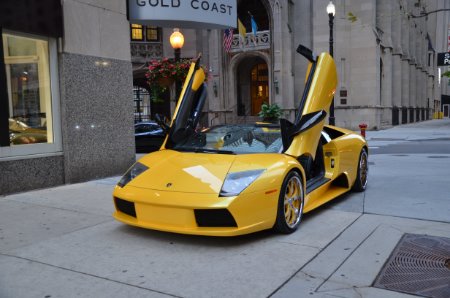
166,183,172,188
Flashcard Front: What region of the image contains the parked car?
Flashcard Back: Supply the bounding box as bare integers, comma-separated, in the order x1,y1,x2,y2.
134,121,165,153
114,47,368,236
9,118,47,145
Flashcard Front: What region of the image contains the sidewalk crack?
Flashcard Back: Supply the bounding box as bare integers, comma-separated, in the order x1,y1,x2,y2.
267,213,364,298
314,224,381,292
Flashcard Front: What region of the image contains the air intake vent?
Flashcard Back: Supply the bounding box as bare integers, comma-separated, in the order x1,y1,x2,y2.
194,209,237,227
114,197,136,218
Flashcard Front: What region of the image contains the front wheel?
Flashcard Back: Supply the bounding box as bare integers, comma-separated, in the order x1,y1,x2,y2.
274,171,304,234
352,148,368,192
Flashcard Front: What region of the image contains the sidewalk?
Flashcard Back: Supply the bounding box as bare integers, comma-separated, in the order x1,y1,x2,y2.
365,117,450,144
1,119,450,298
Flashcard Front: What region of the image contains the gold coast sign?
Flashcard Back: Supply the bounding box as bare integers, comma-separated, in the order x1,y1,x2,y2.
128,0,237,29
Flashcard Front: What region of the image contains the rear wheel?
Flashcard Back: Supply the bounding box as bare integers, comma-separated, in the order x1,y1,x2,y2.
274,171,304,234
352,148,368,192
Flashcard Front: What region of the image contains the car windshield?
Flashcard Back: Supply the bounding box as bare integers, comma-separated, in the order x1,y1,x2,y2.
171,124,283,155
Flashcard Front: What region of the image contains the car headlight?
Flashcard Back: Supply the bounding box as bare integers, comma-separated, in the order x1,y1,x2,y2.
220,169,265,197
117,162,148,188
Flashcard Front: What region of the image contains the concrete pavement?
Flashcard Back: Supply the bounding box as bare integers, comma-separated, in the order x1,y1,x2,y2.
1,119,450,298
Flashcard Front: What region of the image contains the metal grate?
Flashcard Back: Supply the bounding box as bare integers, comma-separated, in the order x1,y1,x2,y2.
374,233,450,298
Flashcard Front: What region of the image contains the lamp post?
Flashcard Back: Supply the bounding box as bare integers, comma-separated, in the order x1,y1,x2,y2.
327,1,336,126
169,28,184,101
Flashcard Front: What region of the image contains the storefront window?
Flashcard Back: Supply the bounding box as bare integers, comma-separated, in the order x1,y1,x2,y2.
3,33,52,145
1,31,61,158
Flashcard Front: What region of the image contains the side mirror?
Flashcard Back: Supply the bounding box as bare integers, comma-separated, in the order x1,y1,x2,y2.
155,114,170,133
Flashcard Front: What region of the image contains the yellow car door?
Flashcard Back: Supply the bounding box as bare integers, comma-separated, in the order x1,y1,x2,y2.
161,55,207,149
281,45,337,158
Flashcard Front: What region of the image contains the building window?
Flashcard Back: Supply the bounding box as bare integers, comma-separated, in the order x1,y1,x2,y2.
131,24,144,41
131,24,160,42
146,26,160,42
1,31,61,158
133,86,151,123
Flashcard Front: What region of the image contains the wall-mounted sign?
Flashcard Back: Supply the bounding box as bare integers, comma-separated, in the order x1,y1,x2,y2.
438,52,450,66
127,0,237,29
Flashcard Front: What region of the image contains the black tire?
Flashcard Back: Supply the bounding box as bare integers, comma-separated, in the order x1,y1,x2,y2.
352,148,368,192
274,171,305,234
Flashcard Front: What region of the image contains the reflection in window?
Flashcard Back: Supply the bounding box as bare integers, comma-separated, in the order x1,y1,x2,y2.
2,33,53,145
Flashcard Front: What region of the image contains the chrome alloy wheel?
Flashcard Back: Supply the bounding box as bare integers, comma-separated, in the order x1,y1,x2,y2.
283,175,304,228
359,150,368,188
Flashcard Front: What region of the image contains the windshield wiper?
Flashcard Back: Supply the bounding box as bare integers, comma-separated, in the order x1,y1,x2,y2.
175,147,235,155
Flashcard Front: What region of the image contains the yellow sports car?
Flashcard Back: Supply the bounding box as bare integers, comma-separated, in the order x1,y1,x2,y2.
113,46,368,236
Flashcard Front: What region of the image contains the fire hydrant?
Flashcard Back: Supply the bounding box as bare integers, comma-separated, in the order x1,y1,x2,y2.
359,123,368,138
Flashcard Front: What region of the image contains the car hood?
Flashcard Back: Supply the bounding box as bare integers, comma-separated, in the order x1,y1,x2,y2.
128,150,236,194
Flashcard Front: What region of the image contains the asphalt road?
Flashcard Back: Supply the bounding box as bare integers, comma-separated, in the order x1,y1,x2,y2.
370,138,450,155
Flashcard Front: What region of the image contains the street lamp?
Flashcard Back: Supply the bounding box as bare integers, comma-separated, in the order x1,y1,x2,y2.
170,28,184,60
170,28,184,101
327,0,336,125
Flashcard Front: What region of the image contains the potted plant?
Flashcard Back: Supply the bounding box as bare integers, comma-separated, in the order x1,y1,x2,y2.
258,102,282,122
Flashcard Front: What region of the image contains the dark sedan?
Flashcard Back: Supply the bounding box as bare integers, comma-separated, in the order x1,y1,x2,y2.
135,122,165,153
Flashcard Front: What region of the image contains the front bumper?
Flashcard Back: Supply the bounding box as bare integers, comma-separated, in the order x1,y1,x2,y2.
112,185,278,236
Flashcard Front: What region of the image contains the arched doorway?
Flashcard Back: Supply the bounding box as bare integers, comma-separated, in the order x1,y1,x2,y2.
236,56,269,116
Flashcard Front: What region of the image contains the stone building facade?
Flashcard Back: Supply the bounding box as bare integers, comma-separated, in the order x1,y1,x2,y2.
432,0,450,116
1,0,135,194
314,0,441,129
132,0,443,130
2,0,444,194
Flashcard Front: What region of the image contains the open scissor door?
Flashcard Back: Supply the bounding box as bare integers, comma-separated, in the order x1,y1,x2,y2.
161,55,207,149
281,45,337,158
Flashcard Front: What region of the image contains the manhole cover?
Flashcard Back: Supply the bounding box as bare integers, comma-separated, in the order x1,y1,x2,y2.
374,234,450,298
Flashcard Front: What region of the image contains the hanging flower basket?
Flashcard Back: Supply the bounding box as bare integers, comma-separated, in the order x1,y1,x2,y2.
146,57,209,103
157,77,174,87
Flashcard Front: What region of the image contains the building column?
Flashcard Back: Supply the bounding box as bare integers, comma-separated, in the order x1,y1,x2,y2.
391,0,402,125
381,49,393,127
400,6,410,124
392,55,402,125
377,0,393,127
408,17,417,122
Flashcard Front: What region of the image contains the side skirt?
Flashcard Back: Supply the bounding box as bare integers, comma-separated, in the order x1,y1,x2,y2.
306,176,330,194
303,175,351,213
